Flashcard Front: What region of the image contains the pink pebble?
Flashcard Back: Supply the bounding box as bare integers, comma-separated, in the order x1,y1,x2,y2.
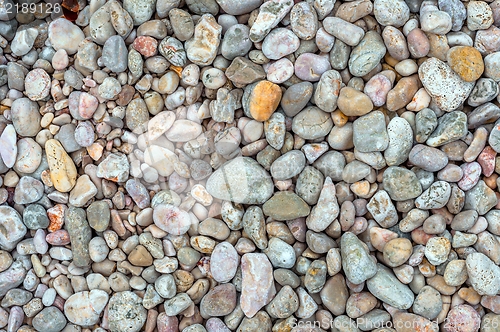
478,146,497,177
444,304,481,332
46,229,71,245
132,36,158,57
364,73,392,107
52,49,69,70
458,162,482,191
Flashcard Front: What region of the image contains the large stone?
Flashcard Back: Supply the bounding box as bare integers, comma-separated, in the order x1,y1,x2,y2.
206,157,273,204
262,192,311,221
366,264,415,310
240,253,276,318
418,57,475,112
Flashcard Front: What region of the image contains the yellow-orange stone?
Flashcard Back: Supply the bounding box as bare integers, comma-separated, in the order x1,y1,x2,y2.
249,80,282,121
447,46,484,82
45,139,77,193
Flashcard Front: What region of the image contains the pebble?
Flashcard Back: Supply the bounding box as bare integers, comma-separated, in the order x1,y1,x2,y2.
64,290,108,326
102,35,128,73
447,46,484,82
206,157,273,204
337,87,374,116
366,264,414,310
186,14,222,66
240,253,276,318
341,232,377,284
48,18,85,54
0,206,26,251
32,307,67,332
108,291,147,332
418,57,475,112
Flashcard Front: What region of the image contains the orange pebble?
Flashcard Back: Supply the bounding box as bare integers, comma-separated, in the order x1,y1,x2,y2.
47,204,67,232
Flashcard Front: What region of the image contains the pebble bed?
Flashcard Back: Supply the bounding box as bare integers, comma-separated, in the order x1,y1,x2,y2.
2,0,500,331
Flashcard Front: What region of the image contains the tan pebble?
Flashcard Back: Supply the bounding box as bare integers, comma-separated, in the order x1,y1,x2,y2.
337,87,373,116
128,245,153,267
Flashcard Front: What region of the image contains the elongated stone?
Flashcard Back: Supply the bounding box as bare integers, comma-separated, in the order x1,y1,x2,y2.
65,207,92,267
240,253,276,318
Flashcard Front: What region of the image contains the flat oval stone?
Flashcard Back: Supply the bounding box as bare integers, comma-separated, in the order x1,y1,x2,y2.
409,144,449,172
243,80,282,122
366,264,414,310
292,106,333,140
206,157,273,204
349,31,386,77
32,307,67,332
210,242,239,283
262,191,311,221
262,28,299,60
200,283,237,318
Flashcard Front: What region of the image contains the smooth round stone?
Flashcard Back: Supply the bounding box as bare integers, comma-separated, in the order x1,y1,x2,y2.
11,26,38,56
383,167,422,201
281,82,313,117
23,204,49,230
200,283,237,318
0,206,26,251
101,35,128,73
108,291,147,332
168,9,194,41
263,192,310,221
409,144,449,172
68,92,99,120
364,73,392,107
24,68,50,101
87,201,110,232
337,87,374,116
438,0,466,31
264,237,296,269
14,176,43,204
11,98,42,137
243,80,282,122
262,28,299,60
366,264,414,310
383,238,412,267
374,0,410,27
383,26,409,60
294,53,331,82
270,150,306,181
48,18,84,54
484,52,500,81
266,58,294,84
447,46,484,82
385,117,413,166
98,77,122,99
32,307,67,332
458,162,481,191
412,286,442,320
123,0,155,25
323,17,365,47
51,49,69,70
424,237,451,266
314,70,342,113
154,274,176,299
210,242,239,283
407,28,430,58
165,120,202,142
153,204,191,236
349,31,386,77
215,0,262,15
14,137,42,174
467,1,493,31
89,4,116,44
290,2,318,40
74,122,95,147
64,290,109,326
292,106,333,140
444,304,481,332
353,111,388,153
88,237,109,263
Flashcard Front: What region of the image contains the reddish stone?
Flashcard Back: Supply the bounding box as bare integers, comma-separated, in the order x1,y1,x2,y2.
47,204,67,232
132,36,158,57
46,229,71,245
478,146,497,177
